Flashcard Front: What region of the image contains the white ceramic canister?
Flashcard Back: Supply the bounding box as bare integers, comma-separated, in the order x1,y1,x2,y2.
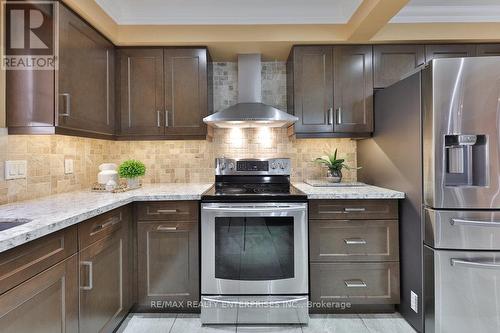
98,163,118,185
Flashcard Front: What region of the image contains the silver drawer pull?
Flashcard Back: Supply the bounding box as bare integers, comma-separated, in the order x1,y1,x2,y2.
451,218,500,227
344,207,366,212
90,216,121,236
157,225,177,231
344,238,367,245
157,209,178,214
344,279,367,288
451,259,500,270
80,261,93,291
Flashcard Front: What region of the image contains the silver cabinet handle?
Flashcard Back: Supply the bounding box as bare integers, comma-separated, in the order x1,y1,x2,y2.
106,49,110,125
344,207,366,212
90,216,121,236
80,261,93,290
157,110,161,127
451,259,500,270
336,107,342,124
344,279,367,288
451,218,500,227
59,93,71,117
328,108,333,125
157,209,178,214
165,110,169,127
157,225,177,231
344,238,367,245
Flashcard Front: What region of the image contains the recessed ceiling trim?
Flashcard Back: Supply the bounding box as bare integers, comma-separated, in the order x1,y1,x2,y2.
391,5,500,23
94,0,363,25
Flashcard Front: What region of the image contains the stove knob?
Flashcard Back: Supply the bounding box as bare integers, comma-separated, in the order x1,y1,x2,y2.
280,162,287,170
228,162,235,170
271,162,277,169
220,163,226,170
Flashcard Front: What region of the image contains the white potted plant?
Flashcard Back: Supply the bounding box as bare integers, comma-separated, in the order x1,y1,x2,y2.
314,149,359,183
118,159,146,189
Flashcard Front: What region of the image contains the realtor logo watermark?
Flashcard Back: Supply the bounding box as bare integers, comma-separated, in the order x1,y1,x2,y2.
1,0,59,70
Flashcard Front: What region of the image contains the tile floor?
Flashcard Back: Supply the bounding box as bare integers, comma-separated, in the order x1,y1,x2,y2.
117,312,417,333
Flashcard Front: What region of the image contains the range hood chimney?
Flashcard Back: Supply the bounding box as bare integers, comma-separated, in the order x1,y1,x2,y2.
203,54,298,128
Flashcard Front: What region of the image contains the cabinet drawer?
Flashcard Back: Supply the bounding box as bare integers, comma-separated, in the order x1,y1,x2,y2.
0,226,77,294
136,201,198,222
309,200,398,220
310,262,400,305
78,206,129,250
310,219,398,262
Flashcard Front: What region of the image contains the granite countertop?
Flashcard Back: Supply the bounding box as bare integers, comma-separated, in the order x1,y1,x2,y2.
292,182,405,200
0,183,213,253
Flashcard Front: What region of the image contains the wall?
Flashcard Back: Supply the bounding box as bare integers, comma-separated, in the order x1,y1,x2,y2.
0,61,357,205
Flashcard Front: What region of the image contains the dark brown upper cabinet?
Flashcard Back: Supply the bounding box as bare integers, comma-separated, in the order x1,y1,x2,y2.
476,44,500,56
373,45,425,88
287,45,373,138
6,4,115,138
117,48,165,137
117,48,212,140
164,48,211,137
58,5,115,136
333,45,373,133
287,46,334,134
425,44,477,62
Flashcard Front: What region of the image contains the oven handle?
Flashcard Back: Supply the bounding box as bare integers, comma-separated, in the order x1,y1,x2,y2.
202,205,306,213
202,296,308,306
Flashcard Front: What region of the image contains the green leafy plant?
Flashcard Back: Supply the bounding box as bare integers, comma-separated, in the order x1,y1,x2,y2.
118,160,146,179
314,149,359,173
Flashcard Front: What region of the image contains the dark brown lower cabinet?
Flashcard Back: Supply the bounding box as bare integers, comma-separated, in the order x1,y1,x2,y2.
309,199,400,313
78,207,131,333
0,254,79,333
137,221,199,311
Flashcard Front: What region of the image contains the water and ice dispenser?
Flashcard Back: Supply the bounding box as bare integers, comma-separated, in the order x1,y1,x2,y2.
445,134,488,186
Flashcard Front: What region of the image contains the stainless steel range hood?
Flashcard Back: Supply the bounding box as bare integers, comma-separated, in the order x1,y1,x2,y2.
203,54,298,128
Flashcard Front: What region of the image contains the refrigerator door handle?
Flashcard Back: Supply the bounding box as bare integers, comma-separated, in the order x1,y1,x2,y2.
451,258,500,270
451,218,500,227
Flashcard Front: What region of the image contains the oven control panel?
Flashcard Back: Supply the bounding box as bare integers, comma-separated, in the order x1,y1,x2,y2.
215,158,291,176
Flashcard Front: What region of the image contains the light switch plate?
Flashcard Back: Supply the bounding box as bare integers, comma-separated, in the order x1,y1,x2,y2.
5,160,27,180
410,290,418,313
64,159,74,174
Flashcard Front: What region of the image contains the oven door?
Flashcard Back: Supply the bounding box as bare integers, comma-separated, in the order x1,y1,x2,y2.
201,202,308,295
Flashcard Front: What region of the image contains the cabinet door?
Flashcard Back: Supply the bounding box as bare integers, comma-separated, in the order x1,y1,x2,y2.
0,255,78,333
373,44,425,88
291,46,334,134
118,48,164,136
137,221,199,310
164,48,208,137
333,45,373,133
58,5,114,135
425,44,476,62
477,44,500,56
79,219,130,333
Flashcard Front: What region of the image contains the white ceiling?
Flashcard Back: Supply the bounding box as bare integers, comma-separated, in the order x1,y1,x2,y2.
391,0,500,23
95,0,363,25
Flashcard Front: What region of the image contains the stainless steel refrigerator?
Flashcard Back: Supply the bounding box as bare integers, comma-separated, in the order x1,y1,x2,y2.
358,57,500,333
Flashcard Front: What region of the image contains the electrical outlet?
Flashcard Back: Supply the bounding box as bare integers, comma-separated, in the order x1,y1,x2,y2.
5,160,27,180
411,291,418,313
64,159,74,174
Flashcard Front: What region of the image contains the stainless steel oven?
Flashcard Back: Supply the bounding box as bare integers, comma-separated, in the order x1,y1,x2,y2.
201,201,308,324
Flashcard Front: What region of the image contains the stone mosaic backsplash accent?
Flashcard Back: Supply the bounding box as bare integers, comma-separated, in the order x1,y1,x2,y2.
0,61,357,205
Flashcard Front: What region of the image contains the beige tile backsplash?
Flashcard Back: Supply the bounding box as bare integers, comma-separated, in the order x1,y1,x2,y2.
0,61,357,205
0,129,356,205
